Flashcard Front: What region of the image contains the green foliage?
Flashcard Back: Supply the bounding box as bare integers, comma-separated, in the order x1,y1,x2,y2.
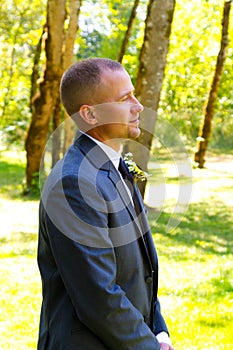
0,0,46,146
0,0,232,150
159,0,233,149
76,0,147,80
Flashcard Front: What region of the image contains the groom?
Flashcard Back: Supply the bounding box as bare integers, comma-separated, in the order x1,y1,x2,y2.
37,58,174,350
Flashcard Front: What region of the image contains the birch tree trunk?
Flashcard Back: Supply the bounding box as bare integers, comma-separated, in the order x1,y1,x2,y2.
194,0,232,168
128,0,175,197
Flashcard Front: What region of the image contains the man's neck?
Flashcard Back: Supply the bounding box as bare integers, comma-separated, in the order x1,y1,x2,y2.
86,130,122,152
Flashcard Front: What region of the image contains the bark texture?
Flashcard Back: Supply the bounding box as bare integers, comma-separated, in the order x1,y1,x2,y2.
25,0,82,188
52,0,82,166
25,0,66,188
118,0,140,63
194,0,232,168
128,0,176,197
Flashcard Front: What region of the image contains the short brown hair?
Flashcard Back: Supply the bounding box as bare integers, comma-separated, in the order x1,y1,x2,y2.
60,58,124,116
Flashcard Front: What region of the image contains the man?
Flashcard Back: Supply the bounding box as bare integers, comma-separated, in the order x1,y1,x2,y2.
37,58,174,350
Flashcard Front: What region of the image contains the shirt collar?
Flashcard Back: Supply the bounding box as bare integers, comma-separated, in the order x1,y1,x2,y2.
81,132,121,170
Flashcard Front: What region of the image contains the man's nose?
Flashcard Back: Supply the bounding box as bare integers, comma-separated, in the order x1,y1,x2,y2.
131,95,144,112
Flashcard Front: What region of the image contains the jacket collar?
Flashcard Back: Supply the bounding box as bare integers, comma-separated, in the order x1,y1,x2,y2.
74,131,111,172
74,131,152,263
74,131,144,231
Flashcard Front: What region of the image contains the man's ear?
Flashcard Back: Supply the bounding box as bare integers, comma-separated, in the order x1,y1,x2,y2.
79,105,97,125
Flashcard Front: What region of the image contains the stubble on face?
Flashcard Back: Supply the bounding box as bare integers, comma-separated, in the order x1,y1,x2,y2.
86,69,142,149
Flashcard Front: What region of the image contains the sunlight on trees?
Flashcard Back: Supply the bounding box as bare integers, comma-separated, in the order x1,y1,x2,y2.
0,1,232,348
0,0,46,143
159,0,233,147
0,0,232,151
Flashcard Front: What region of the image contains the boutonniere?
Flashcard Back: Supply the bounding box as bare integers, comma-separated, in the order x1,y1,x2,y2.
124,152,149,182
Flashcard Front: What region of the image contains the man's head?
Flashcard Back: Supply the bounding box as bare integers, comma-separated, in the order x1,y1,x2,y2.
60,58,143,149
60,58,123,116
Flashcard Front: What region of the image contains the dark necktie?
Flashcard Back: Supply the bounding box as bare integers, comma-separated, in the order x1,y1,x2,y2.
118,158,142,216
118,159,151,259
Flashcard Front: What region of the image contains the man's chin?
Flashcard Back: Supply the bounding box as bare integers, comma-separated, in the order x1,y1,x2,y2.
128,127,141,139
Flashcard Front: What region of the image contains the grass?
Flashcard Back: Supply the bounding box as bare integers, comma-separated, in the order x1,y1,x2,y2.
0,150,40,350
147,151,233,349
0,149,233,349
150,201,233,349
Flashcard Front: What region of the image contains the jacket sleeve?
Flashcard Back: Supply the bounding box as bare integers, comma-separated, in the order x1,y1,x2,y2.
42,173,161,350
153,299,169,336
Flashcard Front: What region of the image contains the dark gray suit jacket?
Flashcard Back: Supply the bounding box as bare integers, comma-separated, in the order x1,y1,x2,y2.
37,132,168,349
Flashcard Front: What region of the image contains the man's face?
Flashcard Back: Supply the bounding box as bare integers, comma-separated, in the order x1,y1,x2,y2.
90,69,143,143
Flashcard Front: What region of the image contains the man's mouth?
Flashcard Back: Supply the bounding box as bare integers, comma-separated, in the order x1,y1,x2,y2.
130,118,140,126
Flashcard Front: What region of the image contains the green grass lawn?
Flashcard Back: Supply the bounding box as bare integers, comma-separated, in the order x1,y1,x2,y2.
0,149,232,349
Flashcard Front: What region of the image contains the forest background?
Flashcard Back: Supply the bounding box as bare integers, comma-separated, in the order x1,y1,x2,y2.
1,0,233,154
0,0,233,349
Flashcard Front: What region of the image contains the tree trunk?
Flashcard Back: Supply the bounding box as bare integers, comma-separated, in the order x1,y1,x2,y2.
126,0,175,197
194,0,232,168
52,96,63,167
52,0,82,165
25,0,66,189
62,0,82,154
30,26,46,114
118,0,140,63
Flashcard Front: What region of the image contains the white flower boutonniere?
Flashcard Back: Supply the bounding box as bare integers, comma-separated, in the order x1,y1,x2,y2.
124,152,149,182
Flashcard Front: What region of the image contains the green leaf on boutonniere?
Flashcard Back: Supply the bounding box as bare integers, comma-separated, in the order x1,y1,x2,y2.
124,152,149,182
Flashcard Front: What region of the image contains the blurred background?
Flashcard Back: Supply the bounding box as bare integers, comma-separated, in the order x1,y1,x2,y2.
0,0,232,349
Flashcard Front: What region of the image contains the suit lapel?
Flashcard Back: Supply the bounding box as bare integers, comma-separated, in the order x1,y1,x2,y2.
74,132,154,266
107,169,141,225
108,167,155,269
75,131,138,223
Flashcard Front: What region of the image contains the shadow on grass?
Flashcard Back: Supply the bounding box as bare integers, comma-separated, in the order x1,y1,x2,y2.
149,200,233,257
0,160,40,200
0,231,37,257
198,315,232,329
175,267,233,301
0,160,24,184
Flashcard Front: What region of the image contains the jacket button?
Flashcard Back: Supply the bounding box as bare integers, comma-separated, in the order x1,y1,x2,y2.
145,276,153,284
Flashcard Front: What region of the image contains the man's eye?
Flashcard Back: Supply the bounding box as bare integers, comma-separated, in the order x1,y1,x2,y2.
120,95,131,102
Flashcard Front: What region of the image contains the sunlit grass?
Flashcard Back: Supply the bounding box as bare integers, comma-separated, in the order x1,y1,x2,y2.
149,182,233,348
0,150,40,350
0,150,233,349
0,150,26,196
145,150,233,349
0,257,41,350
